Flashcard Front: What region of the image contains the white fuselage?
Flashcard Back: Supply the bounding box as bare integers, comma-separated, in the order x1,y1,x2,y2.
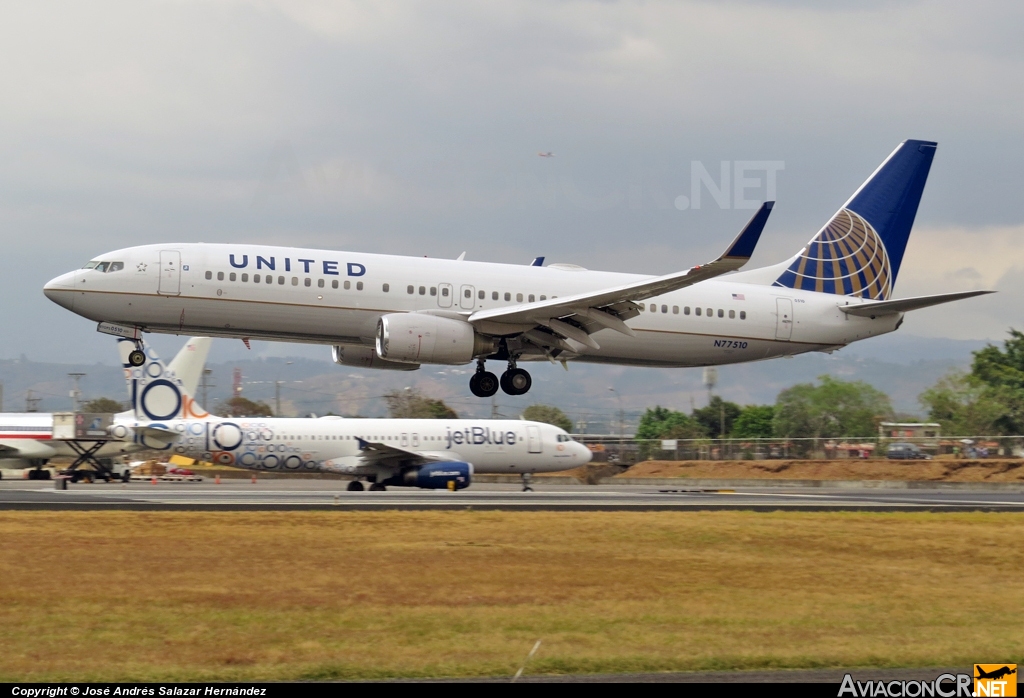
127,416,590,475
44,243,903,368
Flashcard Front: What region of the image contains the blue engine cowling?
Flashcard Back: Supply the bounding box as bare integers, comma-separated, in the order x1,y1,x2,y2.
403,461,472,489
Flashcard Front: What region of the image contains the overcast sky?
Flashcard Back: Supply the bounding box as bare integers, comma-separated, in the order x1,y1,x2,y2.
2,0,1022,365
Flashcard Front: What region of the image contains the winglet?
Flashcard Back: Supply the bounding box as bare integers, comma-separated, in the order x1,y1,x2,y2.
356,437,370,450
530,257,545,267
722,201,773,260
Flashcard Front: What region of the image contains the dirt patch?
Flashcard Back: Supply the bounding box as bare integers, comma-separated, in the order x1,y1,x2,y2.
618,459,1024,482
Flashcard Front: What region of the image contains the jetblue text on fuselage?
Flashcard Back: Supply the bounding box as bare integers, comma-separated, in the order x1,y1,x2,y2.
447,426,517,449
228,254,365,277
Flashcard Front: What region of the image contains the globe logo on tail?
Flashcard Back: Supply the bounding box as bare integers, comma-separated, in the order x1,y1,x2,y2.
774,208,892,300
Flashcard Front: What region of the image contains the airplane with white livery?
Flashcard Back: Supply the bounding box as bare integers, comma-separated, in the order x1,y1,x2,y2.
0,337,211,479
44,140,992,398
116,339,592,491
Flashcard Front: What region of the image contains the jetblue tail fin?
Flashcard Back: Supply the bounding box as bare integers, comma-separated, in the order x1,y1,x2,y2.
118,339,210,421
772,140,937,299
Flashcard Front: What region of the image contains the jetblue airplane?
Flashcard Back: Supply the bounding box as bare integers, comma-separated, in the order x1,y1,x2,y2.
44,140,991,397
0,337,210,479
116,339,591,491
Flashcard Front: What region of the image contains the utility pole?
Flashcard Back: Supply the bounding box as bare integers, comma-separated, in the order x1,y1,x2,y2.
275,381,282,417
68,372,86,411
608,387,624,458
0,380,4,412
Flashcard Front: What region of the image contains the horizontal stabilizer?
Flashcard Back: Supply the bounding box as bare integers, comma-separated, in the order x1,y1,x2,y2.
839,290,993,317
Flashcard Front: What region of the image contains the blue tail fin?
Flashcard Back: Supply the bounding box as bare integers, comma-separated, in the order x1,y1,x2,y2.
773,140,937,299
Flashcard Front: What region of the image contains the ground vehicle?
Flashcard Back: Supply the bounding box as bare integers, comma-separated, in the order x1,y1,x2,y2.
885,443,932,460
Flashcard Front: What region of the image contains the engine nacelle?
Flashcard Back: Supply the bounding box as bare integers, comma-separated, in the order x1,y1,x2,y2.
376,314,496,365
402,461,473,489
332,344,420,371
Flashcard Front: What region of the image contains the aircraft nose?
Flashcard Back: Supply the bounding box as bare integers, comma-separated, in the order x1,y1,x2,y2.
43,271,77,309
577,442,593,463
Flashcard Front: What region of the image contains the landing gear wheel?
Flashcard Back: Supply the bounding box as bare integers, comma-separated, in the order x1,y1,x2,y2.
347,480,365,492
128,349,146,367
500,368,532,396
368,482,386,492
122,472,131,483
40,469,51,481
521,473,534,492
469,371,499,397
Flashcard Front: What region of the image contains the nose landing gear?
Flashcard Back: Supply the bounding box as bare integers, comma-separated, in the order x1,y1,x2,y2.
127,339,146,367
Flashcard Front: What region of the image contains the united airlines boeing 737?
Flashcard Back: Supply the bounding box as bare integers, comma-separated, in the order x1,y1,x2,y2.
44,140,992,397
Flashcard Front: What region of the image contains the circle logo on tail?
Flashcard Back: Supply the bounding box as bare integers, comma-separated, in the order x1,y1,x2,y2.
139,380,183,421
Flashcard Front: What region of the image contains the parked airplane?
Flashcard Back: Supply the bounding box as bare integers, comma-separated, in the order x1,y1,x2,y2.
0,337,211,478
44,140,992,398
116,339,591,491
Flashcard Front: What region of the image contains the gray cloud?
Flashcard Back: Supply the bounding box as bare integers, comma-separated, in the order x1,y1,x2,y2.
1,0,1022,363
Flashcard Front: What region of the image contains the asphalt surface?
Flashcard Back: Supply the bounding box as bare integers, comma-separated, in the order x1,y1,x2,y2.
1,478,1024,511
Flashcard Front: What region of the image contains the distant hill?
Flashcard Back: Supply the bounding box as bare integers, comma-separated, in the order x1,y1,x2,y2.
0,333,991,433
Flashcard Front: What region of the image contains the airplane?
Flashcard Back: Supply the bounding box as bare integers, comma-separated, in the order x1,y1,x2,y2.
115,339,592,491
0,338,211,480
44,140,993,399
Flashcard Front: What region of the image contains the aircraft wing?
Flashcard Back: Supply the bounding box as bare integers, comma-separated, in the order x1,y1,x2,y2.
838,290,994,317
354,438,458,467
131,425,180,445
467,202,773,352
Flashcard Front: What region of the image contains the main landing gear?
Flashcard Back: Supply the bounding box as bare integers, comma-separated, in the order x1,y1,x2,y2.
520,473,534,492
469,359,531,397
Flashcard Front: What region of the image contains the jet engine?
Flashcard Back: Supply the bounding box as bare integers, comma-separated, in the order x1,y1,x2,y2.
376,314,496,365
402,461,473,490
332,344,420,371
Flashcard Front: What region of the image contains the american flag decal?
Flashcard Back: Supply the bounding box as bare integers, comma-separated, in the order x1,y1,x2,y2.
732,293,745,300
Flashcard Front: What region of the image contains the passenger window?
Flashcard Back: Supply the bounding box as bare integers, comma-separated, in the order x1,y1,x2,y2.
430,287,437,296
540,295,546,301
421,286,427,295
205,271,212,280
266,275,273,284
639,305,645,312
464,288,471,298
291,277,298,286
344,280,351,290
504,292,511,301
217,272,224,281
478,290,485,299
278,276,285,285
108,262,124,272
254,274,261,283
662,305,668,313
528,294,535,303
695,307,701,316
332,280,339,289
492,291,498,300
649,304,656,312
517,293,523,302
241,273,248,282
673,306,679,314
305,278,311,287
318,279,324,288
729,309,735,319
357,281,363,290
740,311,746,320
441,287,449,296
684,306,690,315
718,309,723,318
407,285,414,294
230,272,236,282
706,308,712,316
382,283,389,292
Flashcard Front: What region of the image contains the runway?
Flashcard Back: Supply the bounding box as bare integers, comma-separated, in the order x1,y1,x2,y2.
2,478,1024,511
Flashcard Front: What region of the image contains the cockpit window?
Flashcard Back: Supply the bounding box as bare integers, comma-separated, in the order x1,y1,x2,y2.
94,262,110,272
83,261,100,269
556,434,574,442
107,262,124,272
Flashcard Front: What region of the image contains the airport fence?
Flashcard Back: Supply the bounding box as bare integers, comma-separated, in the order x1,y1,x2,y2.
571,434,1024,464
